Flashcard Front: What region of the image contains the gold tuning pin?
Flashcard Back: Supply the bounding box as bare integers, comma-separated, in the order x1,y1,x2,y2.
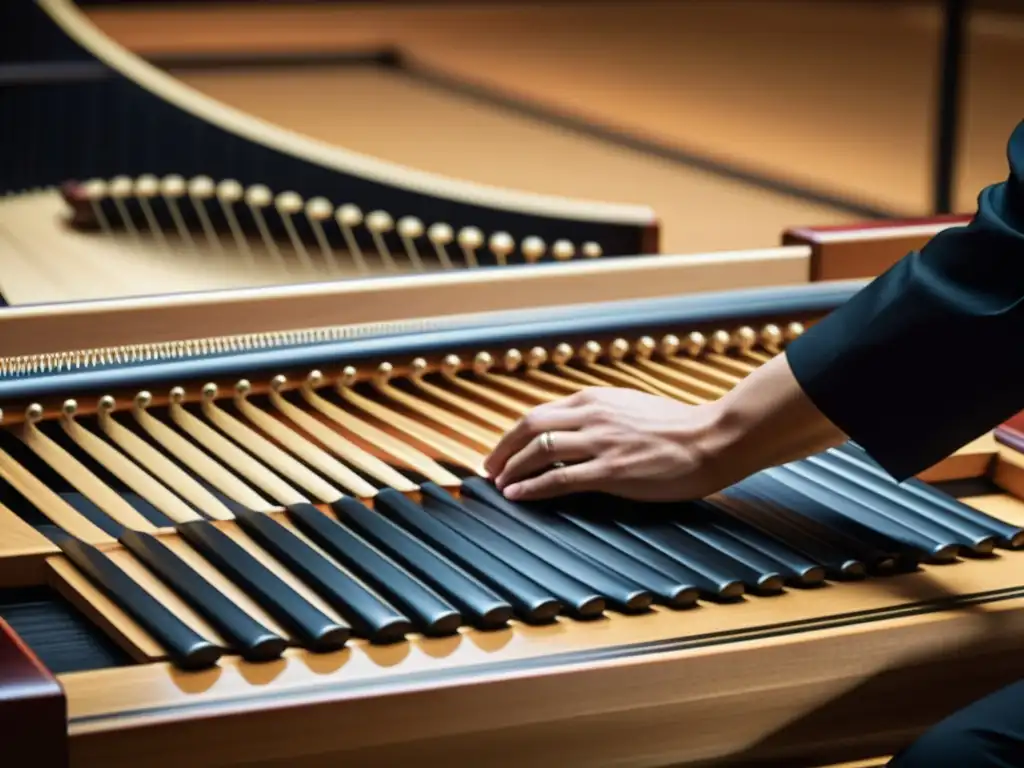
487,231,516,268
551,343,574,365
374,362,395,385
336,203,363,229
503,348,523,372
134,174,159,198
25,403,45,423
609,338,631,360
109,175,133,199
732,326,758,353
235,379,253,398
659,334,681,358
189,175,216,200
338,366,358,388
81,178,112,233
275,191,313,270
708,330,731,355
245,184,284,267
160,175,186,198
305,197,338,271
578,340,602,364
82,177,108,202
410,357,429,379
397,216,426,270
305,197,333,220
275,191,303,215
271,374,289,391
159,174,194,249
134,391,153,410
527,346,548,368
636,336,656,359
760,323,783,352
108,175,139,240
307,370,326,389
472,351,493,375
427,222,455,269
335,204,367,272
521,236,546,264
683,331,706,357
785,322,805,341
61,399,78,419
488,232,515,266
581,241,602,259
457,226,484,268
208,178,243,257
245,184,272,209
98,395,116,413
551,239,575,261
442,354,462,377
366,210,397,271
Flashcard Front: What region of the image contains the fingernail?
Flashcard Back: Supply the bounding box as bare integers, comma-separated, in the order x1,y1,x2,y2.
504,484,521,499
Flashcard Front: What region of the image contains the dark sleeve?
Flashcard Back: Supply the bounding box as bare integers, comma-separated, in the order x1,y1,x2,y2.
786,120,1024,481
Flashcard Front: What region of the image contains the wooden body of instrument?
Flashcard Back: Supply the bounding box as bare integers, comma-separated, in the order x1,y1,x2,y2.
1,0,662,306
0,213,1019,768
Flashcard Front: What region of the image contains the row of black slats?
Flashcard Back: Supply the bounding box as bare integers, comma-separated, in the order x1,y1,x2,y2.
7,435,1021,672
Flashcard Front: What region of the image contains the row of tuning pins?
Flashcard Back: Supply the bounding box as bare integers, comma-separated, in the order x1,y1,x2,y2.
431,322,805,377
75,175,604,275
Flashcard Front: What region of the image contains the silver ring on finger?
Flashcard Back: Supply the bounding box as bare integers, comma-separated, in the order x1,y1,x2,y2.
540,430,555,455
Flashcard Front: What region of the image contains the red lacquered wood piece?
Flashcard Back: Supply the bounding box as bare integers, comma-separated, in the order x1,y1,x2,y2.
58,180,100,230
783,214,973,282
0,617,67,767
996,412,1024,455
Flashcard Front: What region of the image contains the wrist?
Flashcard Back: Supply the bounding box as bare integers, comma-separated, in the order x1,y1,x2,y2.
686,353,847,489
687,397,758,493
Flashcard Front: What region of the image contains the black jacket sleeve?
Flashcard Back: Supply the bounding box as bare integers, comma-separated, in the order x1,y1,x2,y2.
786,120,1024,481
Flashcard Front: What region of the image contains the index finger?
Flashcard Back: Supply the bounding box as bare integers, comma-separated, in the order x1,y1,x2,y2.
483,400,585,478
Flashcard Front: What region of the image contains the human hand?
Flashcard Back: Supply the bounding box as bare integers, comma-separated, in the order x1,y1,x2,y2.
483,387,733,502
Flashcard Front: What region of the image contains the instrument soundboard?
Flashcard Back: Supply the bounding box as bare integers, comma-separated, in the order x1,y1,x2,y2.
1,236,1022,766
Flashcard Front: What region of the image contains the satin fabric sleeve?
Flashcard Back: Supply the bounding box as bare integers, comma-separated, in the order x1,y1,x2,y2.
785,121,1024,481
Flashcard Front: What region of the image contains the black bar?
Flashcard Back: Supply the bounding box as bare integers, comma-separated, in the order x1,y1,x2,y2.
527,504,701,608
177,520,350,652
832,443,1024,549
461,478,653,612
808,453,997,553
735,474,897,570
705,492,862,580
687,500,826,585
54,535,222,670
284,503,462,636
419,490,606,619
330,496,513,630
373,488,561,623
120,530,287,662
230,508,412,644
933,0,968,214
777,462,962,561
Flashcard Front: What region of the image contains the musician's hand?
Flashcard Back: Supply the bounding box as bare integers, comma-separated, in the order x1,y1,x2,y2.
483,387,732,502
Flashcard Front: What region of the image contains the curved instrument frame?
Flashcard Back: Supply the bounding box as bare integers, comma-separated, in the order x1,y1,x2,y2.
31,0,657,238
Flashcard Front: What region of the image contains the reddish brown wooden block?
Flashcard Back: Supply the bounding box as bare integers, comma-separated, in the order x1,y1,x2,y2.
996,412,1024,455
783,215,973,282
0,618,67,767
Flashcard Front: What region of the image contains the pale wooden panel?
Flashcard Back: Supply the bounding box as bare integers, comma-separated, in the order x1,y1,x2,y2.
0,501,58,587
